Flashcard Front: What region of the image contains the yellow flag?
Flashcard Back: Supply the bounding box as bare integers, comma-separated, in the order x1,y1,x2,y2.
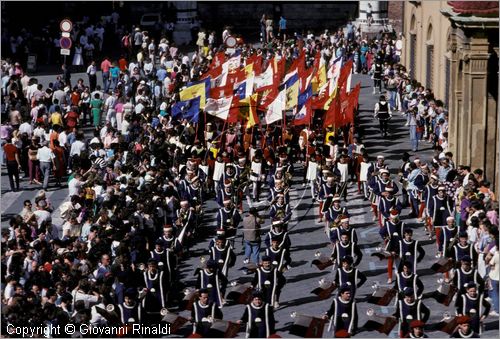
244,63,254,78
180,83,207,109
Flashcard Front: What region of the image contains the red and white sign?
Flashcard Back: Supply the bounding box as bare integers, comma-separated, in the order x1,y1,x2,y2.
225,35,237,48
60,19,73,32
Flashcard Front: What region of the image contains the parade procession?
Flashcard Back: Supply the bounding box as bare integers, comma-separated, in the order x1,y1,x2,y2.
0,1,499,338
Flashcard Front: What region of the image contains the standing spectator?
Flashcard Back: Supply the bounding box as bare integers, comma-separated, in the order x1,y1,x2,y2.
36,140,56,190
278,16,287,41
52,140,66,187
86,61,97,92
133,27,143,54
27,136,41,185
90,93,103,128
265,16,274,43
260,14,267,43
242,207,264,266
3,138,21,191
100,56,112,93
109,62,120,91
366,3,373,26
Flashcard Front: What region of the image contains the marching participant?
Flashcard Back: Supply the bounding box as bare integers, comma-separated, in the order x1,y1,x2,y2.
331,233,363,268
336,154,350,201
380,210,406,283
393,288,430,338
191,288,223,336
269,193,292,231
378,185,403,227
264,219,291,251
450,316,480,338
334,255,367,297
318,175,339,223
325,195,349,230
322,284,359,337
216,199,241,245
429,186,454,245
452,256,485,296
406,320,428,338
449,232,478,265
150,239,177,285
237,290,276,338
437,216,458,259
116,288,142,325
394,261,424,300
455,282,491,334
397,228,426,273
140,259,169,323
195,259,228,308
329,216,358,244
265,237,292,272
252,255,286,309
422,174,440,232
216,179,235,207
209,235,236,277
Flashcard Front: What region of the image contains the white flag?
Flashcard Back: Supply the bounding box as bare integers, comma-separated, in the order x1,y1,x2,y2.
264,89,285,124
205,96,233,121
226,54,241,72
254,63,274,90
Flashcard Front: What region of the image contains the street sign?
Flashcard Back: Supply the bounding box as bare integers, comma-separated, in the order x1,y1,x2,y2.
60,37,72,49
60,19,73,32
225,35,237,48
60,49,71,56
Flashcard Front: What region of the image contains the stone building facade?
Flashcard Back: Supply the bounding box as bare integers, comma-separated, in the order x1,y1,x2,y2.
401,1,499,191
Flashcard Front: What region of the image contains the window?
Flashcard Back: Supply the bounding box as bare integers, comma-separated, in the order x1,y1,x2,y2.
426,45,434,89
445,57,450,107
410,34,416,79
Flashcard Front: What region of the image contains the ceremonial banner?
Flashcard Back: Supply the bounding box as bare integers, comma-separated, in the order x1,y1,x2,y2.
205,96,234,121
172,97,201,123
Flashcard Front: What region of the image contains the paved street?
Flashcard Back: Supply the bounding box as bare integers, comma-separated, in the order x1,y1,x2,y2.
1,73,498,338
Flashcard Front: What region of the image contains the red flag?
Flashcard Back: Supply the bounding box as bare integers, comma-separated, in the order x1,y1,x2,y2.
337,59,353,97
210,51,226,69
273,58,286,85
210,84,233,99
292,98,312,126
246,54,263,76
227,68,246,89
323,93,341,129
257,87,279,111
227,95,241,123
311,82,330,109
201,64,223,80
289,50,306,75
344,82,361,126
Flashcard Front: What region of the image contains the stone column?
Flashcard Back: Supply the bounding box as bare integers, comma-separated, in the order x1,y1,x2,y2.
460,33,490,172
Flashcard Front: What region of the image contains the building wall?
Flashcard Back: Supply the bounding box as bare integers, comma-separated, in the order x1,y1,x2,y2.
387,2,404,33
401,1,499,190
197,1,358,37
402,1,451,101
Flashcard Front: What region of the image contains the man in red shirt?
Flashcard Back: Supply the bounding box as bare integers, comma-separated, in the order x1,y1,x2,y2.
100,57,112,93
3,138,21,191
